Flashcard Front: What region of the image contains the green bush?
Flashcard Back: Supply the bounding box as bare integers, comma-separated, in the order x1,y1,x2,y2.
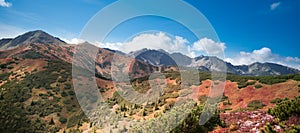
238,84,247,89
19,51,44,59
0,60,88,132
68,91,75,95
256,76,287,85
227,73,300,86
224,108,232,111
58,78,67,83
0,63,7,69
49,118,55,125
247,81,255,85
255,84,263,89
99,88,105,93
223,100,232,106
270,98,282,104
0,72,10,80
61,91,68,97
293,74,300,81
247,100,265,110
59,117,67,124
172,105,224,133
162,93,179,99
266,96,300,132
67,113,85,128
238,81,256,89
268,96,300,120
198,95,208,103
7,66,14,69
64,84,71,89
63,99,71,105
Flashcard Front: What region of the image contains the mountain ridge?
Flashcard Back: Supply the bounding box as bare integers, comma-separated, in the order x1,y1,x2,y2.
129,48,300,76
1,30,298,76
0,30,66,50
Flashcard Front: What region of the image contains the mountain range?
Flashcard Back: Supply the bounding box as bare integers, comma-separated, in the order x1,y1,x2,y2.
129,48,299,76
0,30,299,76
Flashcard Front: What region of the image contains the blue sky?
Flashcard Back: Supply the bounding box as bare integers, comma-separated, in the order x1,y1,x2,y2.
0,0,299,69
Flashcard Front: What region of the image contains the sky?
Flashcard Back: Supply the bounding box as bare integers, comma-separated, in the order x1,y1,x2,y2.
0,0,299,69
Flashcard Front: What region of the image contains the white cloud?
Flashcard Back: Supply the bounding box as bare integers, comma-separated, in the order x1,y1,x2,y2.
270,2,281,10
62,38,85,44
192,37,226,55
225,47,274,65
97,32,198,57
225,47,300,70
121,32,189,54
0,0,12,7
0,23,26,38
94,32,225,58
285,56,300,62
95,42,123,51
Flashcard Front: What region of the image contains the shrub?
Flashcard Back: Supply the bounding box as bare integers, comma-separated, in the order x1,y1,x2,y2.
99,88,105,93
223,100,232,106
49,118,55,125
268,96,300,120
255,84,263,89
66,106,73,112
172,105,224,132
0,72,10,80
61,91,68,97
238,81,256,89
7,66,14,69
270,98,282,104
293,74,300,81
0,63,7,69
64,84,71,89
221,95,229,101
257,77,286,85
68,91,75,95
63,99,71,105
247,100,265,110
19,51,43,59
247,81,255,85
59,117,67,124
67,113,84,128
224,108,232,111
198,95,208,103
162,93,179,99
58,78,67,83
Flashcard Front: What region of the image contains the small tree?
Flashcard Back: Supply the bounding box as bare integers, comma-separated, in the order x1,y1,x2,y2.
59,117,67,124
265,123,276,133
49,118,55,125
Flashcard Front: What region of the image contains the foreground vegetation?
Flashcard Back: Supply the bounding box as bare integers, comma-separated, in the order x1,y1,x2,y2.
265,96,300,133
0,55,299,132
0,59,88,132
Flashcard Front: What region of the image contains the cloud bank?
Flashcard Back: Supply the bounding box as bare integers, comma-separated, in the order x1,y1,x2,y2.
225,47,300,70
96,32,225,58
94,32,299,69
